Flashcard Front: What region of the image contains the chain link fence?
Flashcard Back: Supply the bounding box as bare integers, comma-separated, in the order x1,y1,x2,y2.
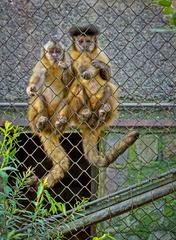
0,0,176,239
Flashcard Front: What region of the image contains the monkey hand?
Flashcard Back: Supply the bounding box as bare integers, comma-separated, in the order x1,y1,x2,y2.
58,61,69,70
98,103,111,123
81,70,93,80
36,116,48,132
79,108,92,122
87,113,99,128
92,59,104,69
26,84,37,97
55,116,68,133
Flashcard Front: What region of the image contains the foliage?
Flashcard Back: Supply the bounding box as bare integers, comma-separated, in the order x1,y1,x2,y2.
109,137,176,240
92,234,116,240
0,121,90,239
152,0,176,32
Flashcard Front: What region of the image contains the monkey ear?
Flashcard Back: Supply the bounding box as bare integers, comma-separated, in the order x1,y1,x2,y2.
40,47,45,59
94,35,98,44
71,36,77,46
73,36,77,42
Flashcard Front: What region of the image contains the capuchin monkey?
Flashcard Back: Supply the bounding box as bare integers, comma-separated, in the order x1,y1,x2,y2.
27,40,74,188
56,25,139,169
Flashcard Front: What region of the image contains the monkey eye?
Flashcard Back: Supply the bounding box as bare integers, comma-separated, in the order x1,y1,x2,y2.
86,40,91,43
49,48,61,55
48,49,54,54
55,49,61,54
78,39,84,44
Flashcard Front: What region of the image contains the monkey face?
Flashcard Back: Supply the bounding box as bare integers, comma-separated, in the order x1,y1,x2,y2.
43,40,64,65
74,36,96,53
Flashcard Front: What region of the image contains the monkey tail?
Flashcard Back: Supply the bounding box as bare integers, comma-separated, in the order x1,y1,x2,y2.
82,130,139,167
105,130,139,166
82,130,108,167
39,132,70,188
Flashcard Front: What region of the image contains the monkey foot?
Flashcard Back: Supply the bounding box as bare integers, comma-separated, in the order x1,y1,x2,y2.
98,103,111,123
98,115,106,123
55,116,67,132
79,108,92,122
92,59,103,69
28,175,39,191
26,84,37,97
58,61,69,70
81,70,93,80
36,116,48,132
86,113,99,128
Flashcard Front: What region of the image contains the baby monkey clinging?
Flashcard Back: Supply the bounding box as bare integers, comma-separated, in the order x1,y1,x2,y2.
55,25,119,168
71,24,113,125
56,24,115,132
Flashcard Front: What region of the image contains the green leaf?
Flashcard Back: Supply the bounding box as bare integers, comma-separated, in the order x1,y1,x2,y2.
158,0,172,7
57,202,67,216
4,185,12,194
0,170,9,181
37,181,44,200
7,230,16,239
9,148,17,159
171,199,176,206
2,166,17,172
10,233,27,239
163,205,174,217
106,235,116,240
44,190,57,214
162,6,175,15
92,235,116,240
0,192,5,200
5,121,12,131
44,190,67,215
170,13,176,25
44,189,52,202
0,127,5,134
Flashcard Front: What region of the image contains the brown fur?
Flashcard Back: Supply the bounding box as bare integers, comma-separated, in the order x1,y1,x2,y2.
68,25,100,37
56,26,120,167
27,40,74,188
27,31,139,188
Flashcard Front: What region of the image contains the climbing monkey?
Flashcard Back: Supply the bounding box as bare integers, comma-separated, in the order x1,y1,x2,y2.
56,25,114,131
56,25,139,168
27,40,74,188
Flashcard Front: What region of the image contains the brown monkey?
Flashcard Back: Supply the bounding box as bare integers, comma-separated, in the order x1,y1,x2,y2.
69,25,111,81
55,25,114,130
70,25,112,124
54,25,119,167
27,40,73,132
56,25,139,168
27,40,74,188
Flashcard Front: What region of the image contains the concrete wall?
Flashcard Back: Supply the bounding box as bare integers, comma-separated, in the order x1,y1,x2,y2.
0,0,176,103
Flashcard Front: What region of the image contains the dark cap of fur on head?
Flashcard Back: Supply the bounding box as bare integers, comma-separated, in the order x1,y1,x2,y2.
69,25,100,37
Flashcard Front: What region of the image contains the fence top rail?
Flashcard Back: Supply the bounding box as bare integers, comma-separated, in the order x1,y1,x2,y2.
0,118,176,128
0,102,176,109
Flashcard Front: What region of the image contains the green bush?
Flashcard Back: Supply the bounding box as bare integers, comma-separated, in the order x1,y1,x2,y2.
0,121,89,240
152,0,176,32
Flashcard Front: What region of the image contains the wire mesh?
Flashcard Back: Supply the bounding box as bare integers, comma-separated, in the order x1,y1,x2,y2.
0,0,176,239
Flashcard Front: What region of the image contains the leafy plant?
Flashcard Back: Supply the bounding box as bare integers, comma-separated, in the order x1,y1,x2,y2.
107,139,176,239
92,234,116,240
152,0,176,32
0,121,91,239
